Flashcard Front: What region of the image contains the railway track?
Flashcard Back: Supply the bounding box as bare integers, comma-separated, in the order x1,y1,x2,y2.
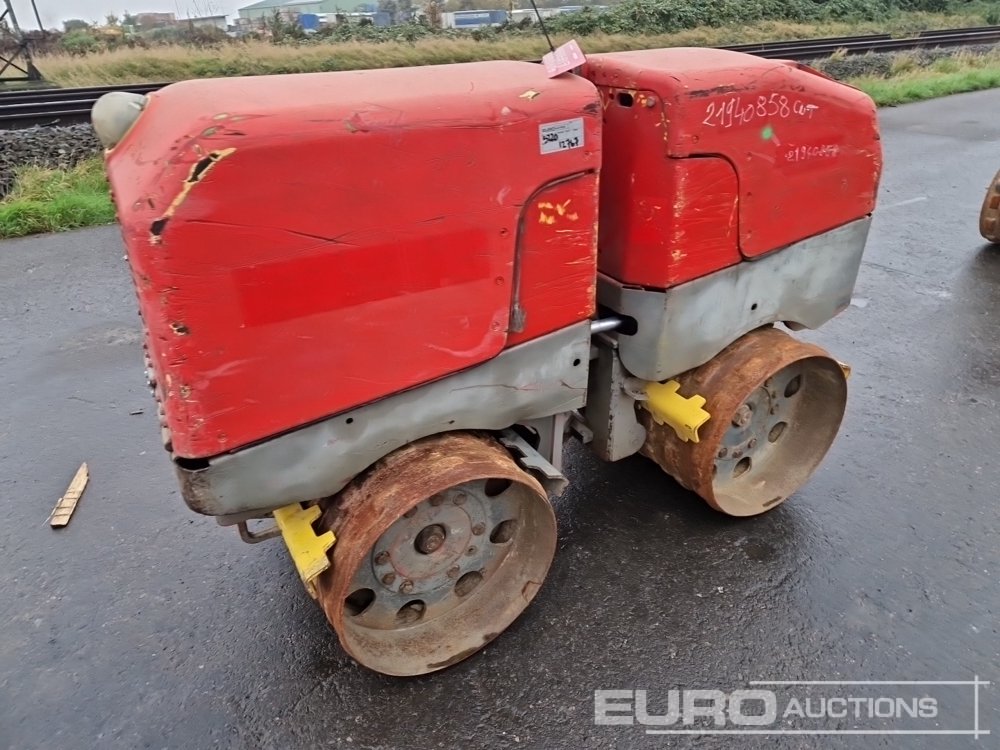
2,24,1000,129
0,82,165,129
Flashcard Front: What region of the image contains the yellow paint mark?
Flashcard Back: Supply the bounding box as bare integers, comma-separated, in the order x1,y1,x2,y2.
520,90,541,100
537,199,580,225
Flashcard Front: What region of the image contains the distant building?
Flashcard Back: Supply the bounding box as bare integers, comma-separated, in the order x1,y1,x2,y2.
186,14,228,29
335,10,392,26
439,9,508,29
134,12,176,28
510,4,607,23
237,0,324,21
509,7,559,23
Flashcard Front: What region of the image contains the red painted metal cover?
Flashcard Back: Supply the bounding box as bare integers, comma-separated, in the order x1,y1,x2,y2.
105,62,601,458
583,48,882,286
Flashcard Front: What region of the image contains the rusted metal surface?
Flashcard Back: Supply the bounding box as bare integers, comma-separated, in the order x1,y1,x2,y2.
236,520,281,544
979,168,1000,244
313,431,556,676
638,326,847,517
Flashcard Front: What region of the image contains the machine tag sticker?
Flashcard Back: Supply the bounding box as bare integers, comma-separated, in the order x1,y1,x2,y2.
540,118,584,154
542,39,586,78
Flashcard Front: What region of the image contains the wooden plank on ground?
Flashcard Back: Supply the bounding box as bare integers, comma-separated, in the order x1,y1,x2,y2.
48,462,88,527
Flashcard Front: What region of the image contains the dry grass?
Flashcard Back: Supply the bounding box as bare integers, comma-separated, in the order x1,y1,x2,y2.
889,51,920,75
35,12,986,86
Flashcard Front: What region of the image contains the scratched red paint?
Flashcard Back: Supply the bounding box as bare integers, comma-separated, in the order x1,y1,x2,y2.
104,61,602,458
505,174,600,347
583,48,883,284
591,85,741,288
232,229,492,327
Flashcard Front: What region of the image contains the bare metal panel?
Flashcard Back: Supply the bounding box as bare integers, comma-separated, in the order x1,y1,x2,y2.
583,334,647,462
597,218,871,382
178,321,592,517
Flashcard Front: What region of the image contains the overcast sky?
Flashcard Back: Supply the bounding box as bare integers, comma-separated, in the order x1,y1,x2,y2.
10,0,243,28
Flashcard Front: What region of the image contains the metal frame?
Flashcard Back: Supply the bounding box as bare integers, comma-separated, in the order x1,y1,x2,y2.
0,1,42,82
582,333,646,462
598,217,872,382
497,427,568,497
182,320,592,519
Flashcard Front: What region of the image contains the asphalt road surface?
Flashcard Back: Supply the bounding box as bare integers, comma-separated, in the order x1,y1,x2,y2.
2,89,999,750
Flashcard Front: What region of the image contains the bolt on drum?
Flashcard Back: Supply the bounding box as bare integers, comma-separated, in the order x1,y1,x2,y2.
312,432,556,676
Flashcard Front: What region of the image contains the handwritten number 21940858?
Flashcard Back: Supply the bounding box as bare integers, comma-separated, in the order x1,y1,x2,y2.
702,94,820,129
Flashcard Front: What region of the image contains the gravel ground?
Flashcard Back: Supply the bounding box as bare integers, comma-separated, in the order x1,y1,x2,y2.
813,41,1000,80
0,123,102,199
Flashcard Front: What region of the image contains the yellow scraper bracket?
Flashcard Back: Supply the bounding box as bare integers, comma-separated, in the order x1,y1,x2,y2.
272,502,336,599
643,379,711,443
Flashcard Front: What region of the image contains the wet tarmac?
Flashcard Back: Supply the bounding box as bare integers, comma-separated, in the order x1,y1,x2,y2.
1,89,998,749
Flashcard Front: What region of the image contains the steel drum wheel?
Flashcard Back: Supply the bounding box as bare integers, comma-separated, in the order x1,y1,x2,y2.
638,326,848,516
980,168,1000,244
313,431,556,676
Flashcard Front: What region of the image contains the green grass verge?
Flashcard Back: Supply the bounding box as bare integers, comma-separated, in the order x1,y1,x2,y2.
2,56,999,240
852,64,1000,106
0,159,116,239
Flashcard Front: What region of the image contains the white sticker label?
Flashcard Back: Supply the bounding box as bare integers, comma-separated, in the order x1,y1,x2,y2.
539,118,584,154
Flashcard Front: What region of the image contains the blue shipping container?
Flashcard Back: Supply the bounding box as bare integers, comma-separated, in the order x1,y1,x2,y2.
298,12,320,29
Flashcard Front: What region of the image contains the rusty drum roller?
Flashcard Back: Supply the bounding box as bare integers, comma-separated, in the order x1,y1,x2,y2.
638,327,849,517
980,168,1000,244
